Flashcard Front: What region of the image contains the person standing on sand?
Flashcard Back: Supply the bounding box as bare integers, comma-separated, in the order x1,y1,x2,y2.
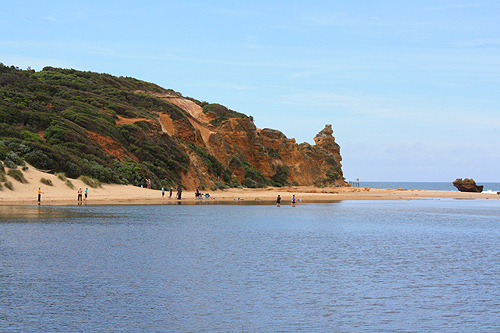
162,186,165,198
84,188,88,200
276,195,281,207
38,187,42,203
291,194,296,205
78,188,83,201
169,187,173,199
177,186,182,200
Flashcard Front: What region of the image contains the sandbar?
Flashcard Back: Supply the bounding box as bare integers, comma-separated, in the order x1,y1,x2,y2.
1,166,499,206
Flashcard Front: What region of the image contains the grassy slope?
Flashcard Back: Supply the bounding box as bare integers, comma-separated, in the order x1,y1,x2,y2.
0,64,200,189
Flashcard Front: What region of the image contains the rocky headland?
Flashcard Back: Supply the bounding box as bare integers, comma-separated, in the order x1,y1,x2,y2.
0,65,344,191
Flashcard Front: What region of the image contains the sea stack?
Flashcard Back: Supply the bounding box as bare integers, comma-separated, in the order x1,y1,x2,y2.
453,178,484,193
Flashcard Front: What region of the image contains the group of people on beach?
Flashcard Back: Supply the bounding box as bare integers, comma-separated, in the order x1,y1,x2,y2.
276,194,298,207
195,187,211,199
36,184,297,205
161,186,174,199
37,187,88,203
77,188,88,201
160,186,185,200
159,185,214,200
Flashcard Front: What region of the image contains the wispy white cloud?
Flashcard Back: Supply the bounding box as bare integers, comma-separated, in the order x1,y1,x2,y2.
211,81,251,91
40,8,88,23
41,15,59,22
275,91,418,118
243,35,261,50
456,38,500,47
302,12,347,27
427,3,481,11
190,80,251,91
288,71,318,79
211,7,246,16
274,89,500,129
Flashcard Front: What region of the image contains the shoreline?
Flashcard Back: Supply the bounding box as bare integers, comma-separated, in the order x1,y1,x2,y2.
2,185,500,207
1,166,499,206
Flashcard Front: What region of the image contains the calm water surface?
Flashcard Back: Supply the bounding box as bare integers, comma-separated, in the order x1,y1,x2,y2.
1,200,500,332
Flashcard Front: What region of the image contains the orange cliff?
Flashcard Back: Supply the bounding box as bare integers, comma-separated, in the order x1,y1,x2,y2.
105,91,345,189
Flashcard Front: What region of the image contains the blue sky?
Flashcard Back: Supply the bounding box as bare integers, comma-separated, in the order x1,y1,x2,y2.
1,1,499,181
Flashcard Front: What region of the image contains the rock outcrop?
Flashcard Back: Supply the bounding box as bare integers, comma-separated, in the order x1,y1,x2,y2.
453,178,483,193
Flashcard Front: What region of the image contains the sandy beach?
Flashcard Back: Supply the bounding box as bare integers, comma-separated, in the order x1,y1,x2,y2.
1,165,499,205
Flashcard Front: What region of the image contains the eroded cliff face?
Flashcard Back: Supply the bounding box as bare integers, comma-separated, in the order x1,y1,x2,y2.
143,92,345,189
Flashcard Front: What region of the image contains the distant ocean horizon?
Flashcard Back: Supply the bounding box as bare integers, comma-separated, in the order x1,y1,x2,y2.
359,181,500,193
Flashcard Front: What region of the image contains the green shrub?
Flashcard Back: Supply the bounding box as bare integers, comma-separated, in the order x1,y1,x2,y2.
0,172,6,182
24,149,56,170
3,160,17,169
65,161,81,179
189,144,224,177
7,169,28,183
326,168,341,182
5,151,24,167
202,103,248,127
0,142,7,160
229,156,244,169
314,177,326,187
78,175,101,188
65,179,75,189
0,161,4,173
244,178,259,188
44,125,67,144
270,165,289,187
56,172,67,181
87,161,116,183
228,179,241,188
40,178,53,186
4,181,13,190
20,130,43,143
223,169,232,184
243,162,268,187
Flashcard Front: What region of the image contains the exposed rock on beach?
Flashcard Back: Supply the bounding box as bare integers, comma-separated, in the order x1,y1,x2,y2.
453,178,484,193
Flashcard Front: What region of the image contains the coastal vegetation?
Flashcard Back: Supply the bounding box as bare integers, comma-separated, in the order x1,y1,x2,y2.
40,178,53,186
7,169,28,183
201,103,249,127
4,181,13,190
0,64,201,189
0,63,345,190
78,175,101,188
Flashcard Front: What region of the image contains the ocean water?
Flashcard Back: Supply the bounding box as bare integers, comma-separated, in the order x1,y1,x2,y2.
361,181,500,193
1,201,500,332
